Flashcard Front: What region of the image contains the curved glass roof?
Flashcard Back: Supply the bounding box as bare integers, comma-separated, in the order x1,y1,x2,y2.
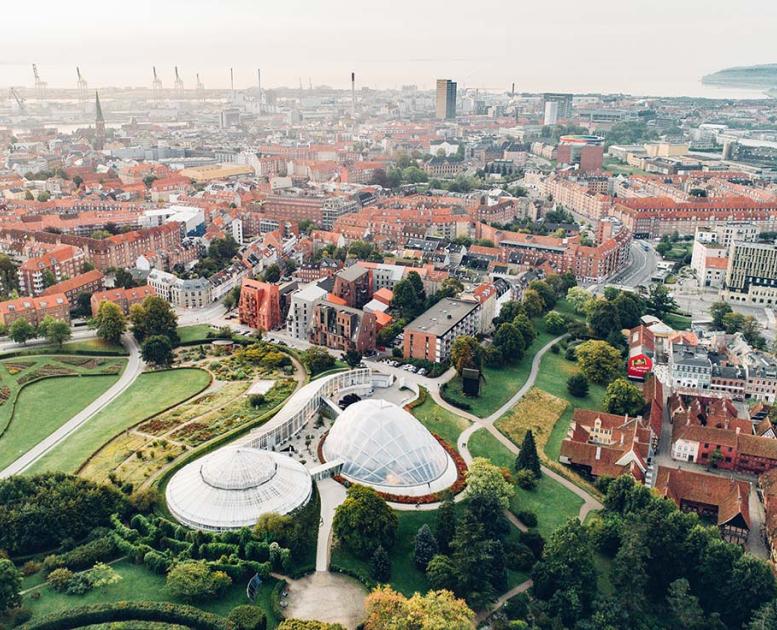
166,447,312,531
323,399,450,488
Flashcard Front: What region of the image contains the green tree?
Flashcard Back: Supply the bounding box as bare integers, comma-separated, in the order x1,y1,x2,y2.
342,349,363,368
435,496,456,554
567,373,589,398
370,545,391,583
543,310,566,334
465,457,514,509
522,288,545,317
588,299,621,339
165,560,231,602
726,555,777,629
413,524,438,571
228,605,267,630
391,277,423,320
613,292,644,329
722,311,746,333
575,340,622,384
566,286,593,314
141,335,174,366
529,280,556,309
494,300,525,327
0,254,19,296
92,300,126,343
41,269,56,289
130,295,179,343
749,600,777,630
493,322,525,364
515,430,541,478
262,264,281,283
113,268,137,289
39,315,71,347
301,346,335,376
646,283,677,319
612,521,649,616
0,558,21,614
74,291,94,318
208,236,239,263
742,315,766,348
9,318,36,344
425,554,458,592
450,335,482,375
604,377,644,416
666,578,711,630
710,301,733,329
513,313,537,347
333,485,397,558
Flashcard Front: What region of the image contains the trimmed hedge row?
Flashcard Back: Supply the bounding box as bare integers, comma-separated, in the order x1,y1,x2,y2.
18,600,229,630
42,536,117,572
329,563,376,590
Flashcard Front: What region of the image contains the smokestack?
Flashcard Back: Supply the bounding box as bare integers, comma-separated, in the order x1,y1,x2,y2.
351,72,356,118
511,82,515,96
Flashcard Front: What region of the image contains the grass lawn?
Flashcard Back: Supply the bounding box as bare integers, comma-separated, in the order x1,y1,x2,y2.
410,391,470,446
0,374,119,470
2,338,127,357
664,311,692,331
495,388,568,457
533,351,607,462
177,325,217,344
27,368,211,474
23,559,280,627
467,428,584,538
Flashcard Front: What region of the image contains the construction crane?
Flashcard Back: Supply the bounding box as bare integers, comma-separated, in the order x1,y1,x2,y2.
9,88,26,114
174,66,184,94
32,64,47,97
152,66,162,92
76,66,87,101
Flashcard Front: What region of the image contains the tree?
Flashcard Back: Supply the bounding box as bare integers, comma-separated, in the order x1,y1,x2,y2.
646,283,677,319
722,311,746,334
435,496,456,554
711,301,733,329
208,236,239,264
262,264,281,283
604,378,644,416
575,340,622,384
513,313,537,347
370,545,391,582
166,560,231,602
114,268,137,289
567,373,589,398
142,335,174,366
531,520,598,625
92,300,126,344
130,295,179,344
450,335,482,375
301,346,335,376
342,349,362,368
465,457,514,509
0,559,21,614
515,430,541,478
74,291,93,318
494,300,525,327
363,586,475,630
425,554,458,592
742,315,767,349
333,485,397,558
749,600,777,630
566,286,593,314
726,554,777,629
392,276,424,320
9,318,36,344
543,311,566,334
613,292,644,329
529,280,556,309
522,288,545,317
588,299,621,339
493,322,525,364
666,578,709,630
413,524,438,571
0,254,19,297
612,522,649,616
39,315,71,347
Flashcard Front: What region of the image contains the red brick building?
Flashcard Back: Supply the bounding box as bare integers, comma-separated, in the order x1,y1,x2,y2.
332,265,372,309
238,279,282,332
90,285,156,316
309,301,377,353
18,245,87,296
42,270,105,304
0,293,70,327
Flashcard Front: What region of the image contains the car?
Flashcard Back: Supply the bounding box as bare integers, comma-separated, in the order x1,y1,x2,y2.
418,368,427,376
408,366,418,373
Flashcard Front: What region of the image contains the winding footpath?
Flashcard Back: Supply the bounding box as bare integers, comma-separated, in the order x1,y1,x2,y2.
0,333,145,478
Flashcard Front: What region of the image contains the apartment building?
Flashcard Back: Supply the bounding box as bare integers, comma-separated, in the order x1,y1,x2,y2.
0,293,70,327
540,176,612,222
238,279,282,331
18,245,87,296
670,342,712,391
403,298,480,363
286,284,328,340
42,269,105,304
309,301,377,353
90,285,155,316
332,265,372,309
147,269,211,308
722,241,777,306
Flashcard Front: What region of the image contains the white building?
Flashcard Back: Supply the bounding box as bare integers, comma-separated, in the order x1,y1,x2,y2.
147,269,211,308
543,101,559,126
287,284,328,340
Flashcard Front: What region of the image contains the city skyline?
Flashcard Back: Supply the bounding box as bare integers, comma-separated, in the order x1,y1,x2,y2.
2,0,777,96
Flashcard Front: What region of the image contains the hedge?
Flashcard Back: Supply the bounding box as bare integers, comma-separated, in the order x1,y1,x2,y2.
270,579,288,620
42,536,117,572
329,563,376,590
18,600,229,630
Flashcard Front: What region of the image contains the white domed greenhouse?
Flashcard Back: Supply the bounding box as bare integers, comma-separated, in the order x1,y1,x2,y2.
166,446,312,531
322,398,457,496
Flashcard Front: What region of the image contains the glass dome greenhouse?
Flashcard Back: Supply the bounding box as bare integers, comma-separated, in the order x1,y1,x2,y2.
322,398,456,495
166,446,312,531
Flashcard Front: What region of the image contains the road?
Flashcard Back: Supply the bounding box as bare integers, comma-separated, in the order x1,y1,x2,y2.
0,333,145,478
0,327,97,354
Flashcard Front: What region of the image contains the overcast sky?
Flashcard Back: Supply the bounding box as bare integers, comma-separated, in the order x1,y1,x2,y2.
2,0,776,95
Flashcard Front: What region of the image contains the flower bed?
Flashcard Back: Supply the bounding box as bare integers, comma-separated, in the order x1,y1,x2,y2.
17,364,77,385
318,431,467,505
4,360,34,375
0,386,10,406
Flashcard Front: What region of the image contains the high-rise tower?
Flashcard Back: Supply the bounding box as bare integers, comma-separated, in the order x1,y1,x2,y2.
94,92,105,150
435,79,457,120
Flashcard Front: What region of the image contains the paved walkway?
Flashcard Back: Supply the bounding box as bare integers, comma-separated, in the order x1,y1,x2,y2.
282,572,367,629
476,579,533,623
0,333,145,478
316,478,347,571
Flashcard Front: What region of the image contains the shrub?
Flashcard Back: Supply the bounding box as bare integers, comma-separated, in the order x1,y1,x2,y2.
144,550,172,575
515,510,537,528
65,571,94,595
43,536,117,572
566,373,589,398
228,605,267,630
46,567,74,592
515,469,538,490
518,531,545,559
21,560,42,576
507,543,537,572
166,560,232,602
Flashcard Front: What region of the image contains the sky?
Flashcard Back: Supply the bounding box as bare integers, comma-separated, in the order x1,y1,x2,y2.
2,0,777,96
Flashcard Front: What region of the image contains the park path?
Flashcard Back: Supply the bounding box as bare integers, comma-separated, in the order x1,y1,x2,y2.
476,579,533,623
0,333,145,478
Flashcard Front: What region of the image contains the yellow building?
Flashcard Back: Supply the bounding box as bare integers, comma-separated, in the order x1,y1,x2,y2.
179,164,254,182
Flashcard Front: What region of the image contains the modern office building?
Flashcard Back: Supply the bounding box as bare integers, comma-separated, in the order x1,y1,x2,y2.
543,101,559,126
556,135,605,173
723,241,777,305
403,297,480,363
435,79,457,120
543,93,573,119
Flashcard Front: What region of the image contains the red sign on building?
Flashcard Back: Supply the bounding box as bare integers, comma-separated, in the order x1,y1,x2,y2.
628,353,653,380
